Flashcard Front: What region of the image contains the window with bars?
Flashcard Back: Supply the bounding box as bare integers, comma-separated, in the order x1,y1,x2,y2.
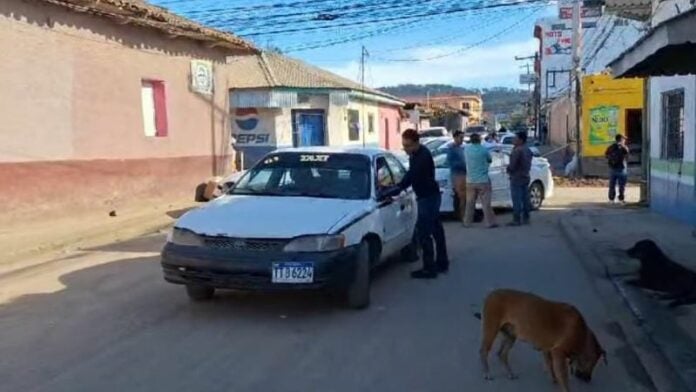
660,89,685,160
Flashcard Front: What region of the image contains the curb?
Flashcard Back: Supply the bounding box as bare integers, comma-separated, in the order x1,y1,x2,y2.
0,210,183,281
558,210,693,392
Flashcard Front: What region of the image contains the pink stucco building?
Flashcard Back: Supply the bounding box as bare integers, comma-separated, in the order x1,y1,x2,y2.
0,0,257,224
378,105,403,151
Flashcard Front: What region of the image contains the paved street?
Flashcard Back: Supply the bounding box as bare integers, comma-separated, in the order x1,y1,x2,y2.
0,190,653,392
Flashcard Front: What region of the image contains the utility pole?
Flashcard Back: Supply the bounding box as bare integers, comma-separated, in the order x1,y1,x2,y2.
571,0,584,176
360,45,368,147
515,54,537,136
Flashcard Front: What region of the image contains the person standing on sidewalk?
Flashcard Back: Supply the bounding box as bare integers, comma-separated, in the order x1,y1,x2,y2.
397,129,449,279
605,134,630,204
463,133,497,228
446,130,467,222
507,131,533,226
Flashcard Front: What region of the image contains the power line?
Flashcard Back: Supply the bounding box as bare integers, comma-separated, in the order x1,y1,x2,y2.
372,8,525,54
373,6,544,62
283,5,522,53
238,0,549,37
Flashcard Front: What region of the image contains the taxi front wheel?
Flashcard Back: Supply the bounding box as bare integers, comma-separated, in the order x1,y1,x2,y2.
344,241,371,309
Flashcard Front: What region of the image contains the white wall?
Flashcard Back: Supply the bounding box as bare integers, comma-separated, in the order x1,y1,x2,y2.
339,100,380,147
649,75,696,162
652,0,693,25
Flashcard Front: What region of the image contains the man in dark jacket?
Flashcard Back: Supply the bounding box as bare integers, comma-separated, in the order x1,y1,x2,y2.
446,130,467,222
397,129,449,279
506,132,533,226
605,134,630,204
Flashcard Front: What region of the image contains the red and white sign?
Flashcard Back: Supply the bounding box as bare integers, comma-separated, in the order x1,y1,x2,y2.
559,6,602,19
543,30,572,56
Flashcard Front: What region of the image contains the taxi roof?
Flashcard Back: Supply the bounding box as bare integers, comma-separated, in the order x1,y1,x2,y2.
274,146,388,158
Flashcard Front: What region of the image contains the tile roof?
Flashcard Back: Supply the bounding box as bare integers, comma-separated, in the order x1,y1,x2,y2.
228,52,403,103
36,0,257,52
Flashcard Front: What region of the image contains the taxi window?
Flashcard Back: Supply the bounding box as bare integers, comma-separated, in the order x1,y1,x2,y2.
231,152,371,200
384,154,406,183
375,157,395,188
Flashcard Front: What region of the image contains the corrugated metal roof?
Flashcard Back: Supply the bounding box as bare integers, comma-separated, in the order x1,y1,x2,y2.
228,52,403,104
610,7,696,77
604,0,652,20
35,0,257,52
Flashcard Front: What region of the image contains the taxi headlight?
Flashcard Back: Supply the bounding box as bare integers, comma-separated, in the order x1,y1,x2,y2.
168,228,204,247
283,235,346,253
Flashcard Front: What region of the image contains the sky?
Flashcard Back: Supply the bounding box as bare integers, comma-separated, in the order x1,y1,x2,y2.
150,1,559,89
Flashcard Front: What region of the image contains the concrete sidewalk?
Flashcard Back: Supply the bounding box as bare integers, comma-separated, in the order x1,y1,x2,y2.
0,198,198,278
560,206,696,392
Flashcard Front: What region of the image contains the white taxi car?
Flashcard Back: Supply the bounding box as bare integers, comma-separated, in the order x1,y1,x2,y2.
161,147,417,309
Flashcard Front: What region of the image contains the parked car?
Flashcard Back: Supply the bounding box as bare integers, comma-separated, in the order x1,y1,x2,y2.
419,126,449,138
494,134,542,157
465,125,488,139
422,136,452,152
161,147,417,309
432,149,554,214
219,170,246,194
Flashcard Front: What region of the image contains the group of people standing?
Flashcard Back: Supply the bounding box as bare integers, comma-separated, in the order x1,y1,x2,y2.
447,129,534,227
394,128,534,280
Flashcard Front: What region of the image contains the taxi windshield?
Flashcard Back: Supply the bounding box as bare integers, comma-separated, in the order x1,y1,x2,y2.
230,152,371,200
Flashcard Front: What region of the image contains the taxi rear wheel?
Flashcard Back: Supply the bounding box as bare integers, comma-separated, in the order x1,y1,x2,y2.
186,284,215,301
345,241,371,309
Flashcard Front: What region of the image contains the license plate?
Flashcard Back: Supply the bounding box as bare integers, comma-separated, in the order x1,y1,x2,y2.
271,262,314,284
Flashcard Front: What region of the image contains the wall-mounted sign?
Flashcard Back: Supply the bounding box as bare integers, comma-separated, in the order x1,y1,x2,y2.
544,30,572,56
231,108,273,146
589,105,619,146
520,74,538,85
559,6,602,19
191,60,213,95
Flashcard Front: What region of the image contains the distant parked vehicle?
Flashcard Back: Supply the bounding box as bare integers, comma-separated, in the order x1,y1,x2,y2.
465,125,488,140
422,136,452,152
418,127,449,138
432,149,554,214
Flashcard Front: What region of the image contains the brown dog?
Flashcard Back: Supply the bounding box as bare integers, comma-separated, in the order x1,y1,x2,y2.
476,289,606,392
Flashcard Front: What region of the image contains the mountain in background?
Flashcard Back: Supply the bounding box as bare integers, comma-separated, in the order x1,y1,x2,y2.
379,84,531,115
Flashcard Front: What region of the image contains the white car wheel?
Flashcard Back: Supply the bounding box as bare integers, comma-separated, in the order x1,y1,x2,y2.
529,182,545,210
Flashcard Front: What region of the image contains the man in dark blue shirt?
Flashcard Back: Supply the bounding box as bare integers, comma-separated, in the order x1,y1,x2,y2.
397,129,449,279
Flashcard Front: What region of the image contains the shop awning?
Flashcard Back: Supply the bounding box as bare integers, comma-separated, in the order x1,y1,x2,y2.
609,8,696,77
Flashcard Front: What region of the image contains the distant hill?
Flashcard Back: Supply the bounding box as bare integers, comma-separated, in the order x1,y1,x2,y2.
379,84,530,115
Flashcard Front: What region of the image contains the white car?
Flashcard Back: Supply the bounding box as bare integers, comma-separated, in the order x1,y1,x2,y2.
419,127,449,138
433,149,554,214
218,170,246,194
161,147,417,309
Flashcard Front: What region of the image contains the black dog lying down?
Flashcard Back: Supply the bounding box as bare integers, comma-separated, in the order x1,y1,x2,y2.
626,239,696,307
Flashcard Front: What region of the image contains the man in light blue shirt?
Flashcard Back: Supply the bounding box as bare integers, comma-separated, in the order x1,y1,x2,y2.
463,133,497,228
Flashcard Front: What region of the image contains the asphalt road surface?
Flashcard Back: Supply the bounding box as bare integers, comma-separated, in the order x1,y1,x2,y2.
0,198,653,392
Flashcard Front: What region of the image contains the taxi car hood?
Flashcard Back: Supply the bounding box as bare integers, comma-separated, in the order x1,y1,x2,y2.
175,195,369,238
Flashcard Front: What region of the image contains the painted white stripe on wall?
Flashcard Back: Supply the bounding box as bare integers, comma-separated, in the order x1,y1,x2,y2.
651,169,696,186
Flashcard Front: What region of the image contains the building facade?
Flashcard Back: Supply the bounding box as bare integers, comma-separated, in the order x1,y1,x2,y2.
534,6,644,149
0,0,256,224
607,0,696,224
228,53,404,167
581,74,644,175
